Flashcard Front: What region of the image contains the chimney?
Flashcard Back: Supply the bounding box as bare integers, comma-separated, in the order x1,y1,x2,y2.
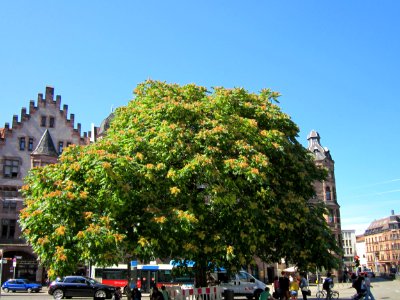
392,210,395,216
45,86,54,101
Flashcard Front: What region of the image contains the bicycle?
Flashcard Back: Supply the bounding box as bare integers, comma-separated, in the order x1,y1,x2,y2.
316,289,339,300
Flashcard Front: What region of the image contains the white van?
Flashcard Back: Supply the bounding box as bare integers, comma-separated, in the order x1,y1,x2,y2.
213,270,266,299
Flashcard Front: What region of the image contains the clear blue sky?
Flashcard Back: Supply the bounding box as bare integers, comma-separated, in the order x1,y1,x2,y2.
1,1,399,234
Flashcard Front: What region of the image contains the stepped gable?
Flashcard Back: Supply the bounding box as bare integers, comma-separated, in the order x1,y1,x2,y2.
1,86,92,143
31,129,59,157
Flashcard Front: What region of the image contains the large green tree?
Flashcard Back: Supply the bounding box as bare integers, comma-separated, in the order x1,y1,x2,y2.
20,80,340,287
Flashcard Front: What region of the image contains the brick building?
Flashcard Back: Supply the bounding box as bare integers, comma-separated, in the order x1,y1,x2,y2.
0,87,91,283
364,210,400,275
307,130,342,244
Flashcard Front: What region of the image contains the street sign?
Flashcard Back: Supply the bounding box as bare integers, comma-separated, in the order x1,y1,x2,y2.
15,256,22,259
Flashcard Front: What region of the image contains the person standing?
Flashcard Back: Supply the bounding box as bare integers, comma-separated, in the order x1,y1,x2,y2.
273,276,280,299
299,273,309,300
161,285,170,300
151,287,164,300
133,287,142,300
289,276,299,300
279,272,290,300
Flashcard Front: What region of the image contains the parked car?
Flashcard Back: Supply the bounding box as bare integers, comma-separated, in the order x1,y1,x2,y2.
48,275,116,299
1,278,42,293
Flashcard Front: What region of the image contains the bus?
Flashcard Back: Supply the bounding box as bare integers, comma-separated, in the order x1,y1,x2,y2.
91,262,194,293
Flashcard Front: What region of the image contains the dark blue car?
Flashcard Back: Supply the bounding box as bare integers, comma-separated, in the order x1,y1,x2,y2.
1,278,42,293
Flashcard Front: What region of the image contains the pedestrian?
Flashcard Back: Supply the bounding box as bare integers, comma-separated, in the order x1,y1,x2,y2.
260,287,278,300
278,272,290,300
364,272,375,300
289,275,299,300
151,286,164,300
299,273,309,300
352,273,366,299
342,270,348,283
273,276,280,299
113,287,123,300
133,287,142,300
161,285,170,300
322,272,334,300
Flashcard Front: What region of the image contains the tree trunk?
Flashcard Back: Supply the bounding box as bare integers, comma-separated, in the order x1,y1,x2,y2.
194,260,208,288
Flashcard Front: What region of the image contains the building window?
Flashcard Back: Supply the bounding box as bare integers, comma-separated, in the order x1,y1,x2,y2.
19,137,26,151
328,209,334,223
325,186,331,200
2,200,17,213
3,159,19,178
58,141,64,154
41,116,46,127
49,116,55,128
28,138,34,151
1,219,16,239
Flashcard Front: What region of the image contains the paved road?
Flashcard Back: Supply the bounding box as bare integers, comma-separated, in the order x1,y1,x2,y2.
0,278,398,299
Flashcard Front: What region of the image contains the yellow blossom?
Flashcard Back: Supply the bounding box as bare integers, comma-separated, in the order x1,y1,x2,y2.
136,152,144,160
154,216,167,223
170,186,180,195
55,226,66,236
84,211,93,219
102,162,112,169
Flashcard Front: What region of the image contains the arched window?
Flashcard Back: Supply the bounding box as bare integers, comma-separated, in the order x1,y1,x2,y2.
325,186,331,200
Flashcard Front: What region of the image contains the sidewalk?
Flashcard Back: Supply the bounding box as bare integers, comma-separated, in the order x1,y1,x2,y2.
302,278,399,299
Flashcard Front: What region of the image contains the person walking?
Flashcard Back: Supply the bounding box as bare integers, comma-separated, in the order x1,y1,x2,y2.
364,272,375,300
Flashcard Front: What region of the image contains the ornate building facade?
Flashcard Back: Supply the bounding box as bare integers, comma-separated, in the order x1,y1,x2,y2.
0,87,91,283
307,130,342,244
364,210,400,275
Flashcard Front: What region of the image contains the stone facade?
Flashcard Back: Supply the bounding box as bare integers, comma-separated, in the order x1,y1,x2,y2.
0,86,91,283
364,210,400,274
307,130,342,244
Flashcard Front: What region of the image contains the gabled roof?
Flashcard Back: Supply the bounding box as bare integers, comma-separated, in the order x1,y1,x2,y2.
365,214,400,235
31,129,59,157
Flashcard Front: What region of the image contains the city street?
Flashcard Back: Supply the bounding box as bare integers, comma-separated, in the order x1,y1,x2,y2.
0,278,399,299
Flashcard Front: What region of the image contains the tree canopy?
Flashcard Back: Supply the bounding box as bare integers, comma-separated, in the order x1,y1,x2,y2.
20,80,340,283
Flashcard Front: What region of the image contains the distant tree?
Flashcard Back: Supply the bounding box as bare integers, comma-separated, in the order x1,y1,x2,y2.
20,80,340,290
